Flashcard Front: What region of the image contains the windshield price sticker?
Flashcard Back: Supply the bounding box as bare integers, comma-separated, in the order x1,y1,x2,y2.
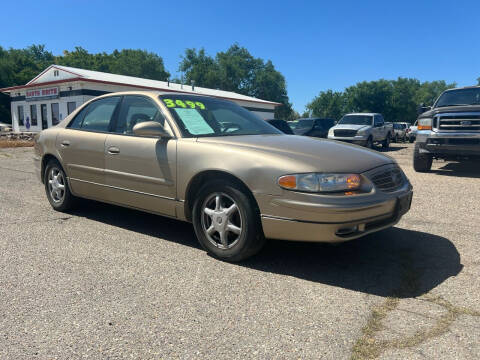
163,99,206,110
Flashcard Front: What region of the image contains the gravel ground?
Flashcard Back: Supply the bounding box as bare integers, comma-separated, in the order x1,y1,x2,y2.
0,143,478,359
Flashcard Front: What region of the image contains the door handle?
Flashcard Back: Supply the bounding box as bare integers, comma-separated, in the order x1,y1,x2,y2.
60,140,70,147
107,146,120,154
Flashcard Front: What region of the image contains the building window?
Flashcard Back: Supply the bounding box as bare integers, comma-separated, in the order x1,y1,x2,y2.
17,106,24,126
30,105,38,126
51,103,60,126
67,102,77,115
54,70,59,77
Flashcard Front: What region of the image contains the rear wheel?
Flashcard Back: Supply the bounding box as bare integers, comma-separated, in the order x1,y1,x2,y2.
394,134,399,143
413,144,433,172
365,136,373,149
382,133,391,149
44,160,76,211
192,180,265,262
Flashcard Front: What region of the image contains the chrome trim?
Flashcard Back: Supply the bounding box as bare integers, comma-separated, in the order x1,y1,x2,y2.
261,212,395,225
69,177,177,201
434,112,480,132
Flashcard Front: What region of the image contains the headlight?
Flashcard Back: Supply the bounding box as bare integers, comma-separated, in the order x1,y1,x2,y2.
328,129,334,136
417,118,432,130
278,173,361,193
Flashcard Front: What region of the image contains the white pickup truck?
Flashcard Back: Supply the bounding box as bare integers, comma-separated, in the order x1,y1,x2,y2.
328,113,394,149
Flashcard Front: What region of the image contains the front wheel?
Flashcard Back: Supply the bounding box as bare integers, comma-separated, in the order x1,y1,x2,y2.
192,180,266,262
413,144,433,172
365,136,373,149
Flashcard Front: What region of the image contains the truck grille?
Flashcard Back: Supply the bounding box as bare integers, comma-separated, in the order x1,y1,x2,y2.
334,129,357,137
370,166,405,193
436,113,480,131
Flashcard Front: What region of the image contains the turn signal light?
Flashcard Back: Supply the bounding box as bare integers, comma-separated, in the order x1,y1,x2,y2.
278,175,297,189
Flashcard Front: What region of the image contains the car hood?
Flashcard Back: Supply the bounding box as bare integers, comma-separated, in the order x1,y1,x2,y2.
197,134,394,173
331,124,371,131
420,105,480,118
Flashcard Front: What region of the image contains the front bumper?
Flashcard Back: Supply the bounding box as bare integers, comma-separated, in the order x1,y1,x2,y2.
328,134,368,145
417,131,480,156
257,181,413,243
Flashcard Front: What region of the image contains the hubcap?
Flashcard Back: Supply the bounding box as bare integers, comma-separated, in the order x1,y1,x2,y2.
48,167,65,203
201,193,243,249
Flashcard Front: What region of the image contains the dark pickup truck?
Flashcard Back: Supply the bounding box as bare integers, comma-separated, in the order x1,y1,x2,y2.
414,86,480,171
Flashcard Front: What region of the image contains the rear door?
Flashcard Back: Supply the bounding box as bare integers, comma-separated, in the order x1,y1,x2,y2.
56,96,121,200
104,95,177,216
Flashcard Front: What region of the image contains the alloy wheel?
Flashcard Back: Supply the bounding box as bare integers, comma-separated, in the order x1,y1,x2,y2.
201,192,243,249
48,167,66,203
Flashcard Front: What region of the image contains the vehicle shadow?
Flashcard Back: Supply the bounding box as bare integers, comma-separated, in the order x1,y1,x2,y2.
375,145,408,152
432,161,480,178
70,200,462,299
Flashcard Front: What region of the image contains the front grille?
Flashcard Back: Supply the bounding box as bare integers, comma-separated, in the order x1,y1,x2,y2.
436,113,480,131
370,166,405,193
334,129,357,137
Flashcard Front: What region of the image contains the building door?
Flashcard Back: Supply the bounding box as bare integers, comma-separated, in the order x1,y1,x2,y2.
41,104,48,129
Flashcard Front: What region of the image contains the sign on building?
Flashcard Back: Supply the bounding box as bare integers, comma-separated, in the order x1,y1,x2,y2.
25,87,59,101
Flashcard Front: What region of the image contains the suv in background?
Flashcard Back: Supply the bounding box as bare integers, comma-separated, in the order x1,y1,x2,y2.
328,113,394,149
265,119,294,134
392,123,407,142
413,86,480,171
290,118,335,138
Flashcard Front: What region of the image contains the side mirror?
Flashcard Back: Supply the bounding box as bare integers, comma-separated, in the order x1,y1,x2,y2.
132,121,172,138
417,104,432,115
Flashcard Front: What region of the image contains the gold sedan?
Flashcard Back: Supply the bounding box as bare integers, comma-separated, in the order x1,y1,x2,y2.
34,91,413,261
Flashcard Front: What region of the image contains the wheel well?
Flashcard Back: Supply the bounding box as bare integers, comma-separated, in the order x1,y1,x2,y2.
184,170,259,222
41,154,60,183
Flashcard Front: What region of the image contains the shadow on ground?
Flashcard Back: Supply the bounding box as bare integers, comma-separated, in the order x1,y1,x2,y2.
376,145,408,152
71,200,462,299
432,160,480,178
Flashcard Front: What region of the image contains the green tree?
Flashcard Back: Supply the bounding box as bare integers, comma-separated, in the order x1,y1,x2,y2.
306,90,345,120
179,44,293,119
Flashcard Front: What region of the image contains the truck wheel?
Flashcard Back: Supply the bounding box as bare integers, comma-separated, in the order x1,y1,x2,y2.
192,180,266,262
409,137,415,143
413,144,433,172
394,134,399,143
382,134,391,149
365,136,373,149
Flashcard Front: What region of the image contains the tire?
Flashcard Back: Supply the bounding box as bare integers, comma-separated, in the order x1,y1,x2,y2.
44,160,76,212
403,135,407,143
382,133,391,149
192,180,266,262
365,136,373,149
413,144,433,172
394,134,399,143
409,137,415,143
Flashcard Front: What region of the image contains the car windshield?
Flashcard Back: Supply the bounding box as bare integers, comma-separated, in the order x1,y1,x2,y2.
289,119,313,130
435,88,480,107
159,95,281,137
338,115,373,126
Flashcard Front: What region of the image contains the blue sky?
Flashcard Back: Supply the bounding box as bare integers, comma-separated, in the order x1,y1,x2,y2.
2,0,479,111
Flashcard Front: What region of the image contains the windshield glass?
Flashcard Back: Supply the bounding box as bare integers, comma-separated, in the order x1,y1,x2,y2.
338,115,373,126
435,88,480,107
289,119,313,130
159,95,281,137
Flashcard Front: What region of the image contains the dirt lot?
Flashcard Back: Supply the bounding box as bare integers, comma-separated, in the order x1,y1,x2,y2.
0,143,479,359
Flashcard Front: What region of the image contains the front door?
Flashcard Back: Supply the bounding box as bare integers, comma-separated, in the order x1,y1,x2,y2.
104,95,177,216
56,96,121,200
41,104,48,129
